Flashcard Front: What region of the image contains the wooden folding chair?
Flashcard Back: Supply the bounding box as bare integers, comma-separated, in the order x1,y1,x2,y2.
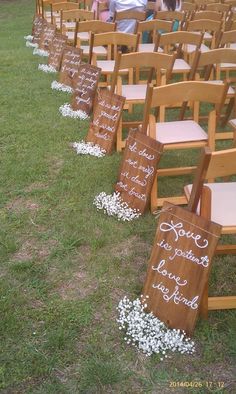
141,81,228,210
137,19,173,53
51,1,83,29
74,20,116,58
60,9,95,42
192,48,236,137
155,31,203,80
218,29,236,51
205,2,231,15
191,10,223,22
113,10,146,33
154,11,186,31
186,19,222,52
89,31,139,87
185,145,236,317
110,51,175,151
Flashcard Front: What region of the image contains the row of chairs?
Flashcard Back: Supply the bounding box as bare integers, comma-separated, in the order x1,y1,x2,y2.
29,11,236,319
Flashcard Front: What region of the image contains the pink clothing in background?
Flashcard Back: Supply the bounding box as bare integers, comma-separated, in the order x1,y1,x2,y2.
92,0,110,21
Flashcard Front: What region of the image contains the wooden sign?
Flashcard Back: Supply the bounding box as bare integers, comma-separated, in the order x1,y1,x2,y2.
115,129,163,214
48,33,67,71
59,46,83,87
32,15,47,44
71,64,101,116
142,201,222,335
86,89,125,154
38,23,56,51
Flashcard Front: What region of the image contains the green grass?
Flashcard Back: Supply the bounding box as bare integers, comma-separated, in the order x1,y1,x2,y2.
0,1,236,392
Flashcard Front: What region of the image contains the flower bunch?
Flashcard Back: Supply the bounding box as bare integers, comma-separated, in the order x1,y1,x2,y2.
26,41,38,48
59,103,88,120
117,296,195,358
38,64,57,73
24,35,33,41
51,81,73,93
33,47,49,57
72,141,106,157
93,192,141,221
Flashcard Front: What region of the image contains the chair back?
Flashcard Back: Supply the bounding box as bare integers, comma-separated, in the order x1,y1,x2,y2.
156,30,203,56
206,3,231,14
187,146,236,213
76,20,116,34
61,8,95,21
137,19,173,42
114,10,146,22
219,30,236,48
192,10,223,22
186,19,222,49
52,2,81,12
193,48,236,80
142,81,228,131
89,31,139,63
111,51,175,91
154,10,186,29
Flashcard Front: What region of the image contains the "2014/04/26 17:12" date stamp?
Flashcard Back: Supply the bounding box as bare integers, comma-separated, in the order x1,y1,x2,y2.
169,381,225,389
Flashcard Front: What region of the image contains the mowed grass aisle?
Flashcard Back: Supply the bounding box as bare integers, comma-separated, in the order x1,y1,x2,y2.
0,1,236,392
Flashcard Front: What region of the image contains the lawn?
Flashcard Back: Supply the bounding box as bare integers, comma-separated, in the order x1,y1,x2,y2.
0,1,235,393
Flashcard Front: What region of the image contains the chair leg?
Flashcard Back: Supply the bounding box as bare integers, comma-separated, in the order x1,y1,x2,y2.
116,121,123,152
221,98,234,128
151,174,158,213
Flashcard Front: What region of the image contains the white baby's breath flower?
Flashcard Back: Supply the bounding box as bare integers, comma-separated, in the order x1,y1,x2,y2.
51,81,73,93
38,64,57,73
72,141,106,157
24,35,33,41
93,192,141,222
33,47,49,57
117,296,195,358
59,103,88,120
26,41,38,48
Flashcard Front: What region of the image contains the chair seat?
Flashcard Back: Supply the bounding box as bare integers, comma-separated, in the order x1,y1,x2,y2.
138,43,155,52
220,62,236,70
63,21,76,30
121,84,147,101
66,31,90,42
184,43,209,54
203,32,212,41
138,43,163,52
229,118,236,128
155,120,208,144
97,60,128,74
82,45,107,56
173,58,191,73
184,182,236,227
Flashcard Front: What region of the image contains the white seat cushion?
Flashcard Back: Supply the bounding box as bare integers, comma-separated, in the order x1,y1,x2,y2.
77,32,90,41
96,61,128,74
138,43,155,52
184,182,236,227
184,43,209,54
219,62,236,70
63,21,76,30
121,84,147,101
81,45,107,56
155,120,208,144
203,32,212,41
229,118,236,128
173,59,191,73
66,31,90,42
97,60,115,73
